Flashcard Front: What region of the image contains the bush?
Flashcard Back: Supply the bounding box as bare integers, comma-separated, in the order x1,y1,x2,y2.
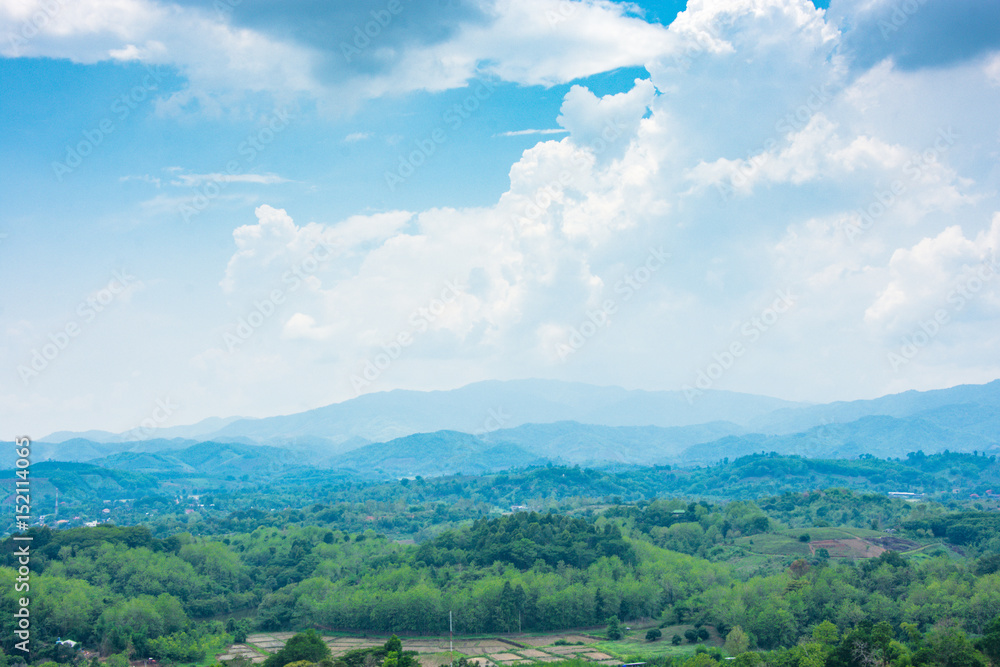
607,616,624,641
646,629,662,642
685,629,698,644
697,628,710,641
672,635,683,646
799,533,811,542
263,630,332,667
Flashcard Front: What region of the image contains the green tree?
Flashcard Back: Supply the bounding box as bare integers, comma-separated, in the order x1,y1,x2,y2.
606,616,623,641
812,621,839,646
976,616,1000,665
646,628,662,642
724,626,749,656
681,653,718,667
672,635,683,646
263,631,332,667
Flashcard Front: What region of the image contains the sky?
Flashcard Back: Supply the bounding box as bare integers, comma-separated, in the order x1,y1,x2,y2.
2,0,1000,437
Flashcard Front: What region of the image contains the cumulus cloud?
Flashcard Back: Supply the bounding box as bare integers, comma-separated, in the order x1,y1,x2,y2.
827,0,1000,73
0,0,675,114
193,0,1000,406
865,215,1000,331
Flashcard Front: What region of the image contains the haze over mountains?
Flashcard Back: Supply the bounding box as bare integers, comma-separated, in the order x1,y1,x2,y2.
17,379,1000,478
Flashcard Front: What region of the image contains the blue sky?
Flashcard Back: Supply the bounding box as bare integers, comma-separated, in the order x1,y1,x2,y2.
2,0,999,436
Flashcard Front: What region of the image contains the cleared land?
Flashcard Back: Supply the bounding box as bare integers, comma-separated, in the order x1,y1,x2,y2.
236,629,725,666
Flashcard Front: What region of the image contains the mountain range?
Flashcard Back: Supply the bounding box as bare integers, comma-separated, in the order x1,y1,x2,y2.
10,378,999,478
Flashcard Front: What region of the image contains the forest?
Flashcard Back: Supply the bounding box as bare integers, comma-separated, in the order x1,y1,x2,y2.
1,452,999,667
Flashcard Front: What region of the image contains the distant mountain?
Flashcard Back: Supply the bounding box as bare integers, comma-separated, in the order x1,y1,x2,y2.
682,413,1000,464
41,415,248,444
481,421,746,465
326,430,547,477
91,441,299,477
0,437,200,469
201,379,802,447
17,378,1000,478
747,380,1000,434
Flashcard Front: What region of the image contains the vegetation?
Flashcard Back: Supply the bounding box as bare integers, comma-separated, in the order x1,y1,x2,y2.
1,452,1000,666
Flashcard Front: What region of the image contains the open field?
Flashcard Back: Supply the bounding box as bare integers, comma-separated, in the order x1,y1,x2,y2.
732,526,938,561
237,629,726,666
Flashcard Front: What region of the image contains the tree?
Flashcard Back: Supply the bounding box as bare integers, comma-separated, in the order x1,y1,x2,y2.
685,629,699,644
922,627,988,667
789,559,811,578
384,637,402,656
672,635,683,646
681,653,719,667
233,620,252,644
646,628,662,642
697,628,710,642
974,616,1000,665
724,626,749,656
606,616,623,641
263,630,332,667
812,621,839,646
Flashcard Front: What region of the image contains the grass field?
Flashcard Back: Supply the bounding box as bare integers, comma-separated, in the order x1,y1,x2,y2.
589,624,724,661
239,627,730,667
734,532,811,556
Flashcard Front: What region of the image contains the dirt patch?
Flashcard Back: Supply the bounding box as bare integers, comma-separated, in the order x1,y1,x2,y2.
871,536,921,551
545,646,584,654
487,654,522,662
811,538,885,559
519,650,551,658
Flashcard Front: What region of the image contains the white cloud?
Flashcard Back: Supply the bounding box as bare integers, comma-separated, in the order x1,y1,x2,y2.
0,0,676,114
10,0,1000,436
865,215,1000,331
195,0,1000,408
282,313,336,341
496,129,569,137
168,172,289,187
0,0,320,115
344,131,371,142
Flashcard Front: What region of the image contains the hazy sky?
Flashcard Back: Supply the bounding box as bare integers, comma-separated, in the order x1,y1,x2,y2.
2,0,1000,437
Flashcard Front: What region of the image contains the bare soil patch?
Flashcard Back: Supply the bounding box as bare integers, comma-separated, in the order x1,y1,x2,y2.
810,538,885,559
